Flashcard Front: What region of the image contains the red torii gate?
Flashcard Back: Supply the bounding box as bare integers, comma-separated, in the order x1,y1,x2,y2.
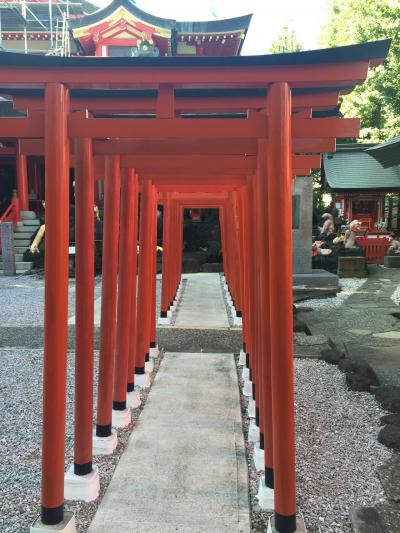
0,39,390,533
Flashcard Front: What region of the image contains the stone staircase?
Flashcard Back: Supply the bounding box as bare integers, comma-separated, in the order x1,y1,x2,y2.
0,211,41,275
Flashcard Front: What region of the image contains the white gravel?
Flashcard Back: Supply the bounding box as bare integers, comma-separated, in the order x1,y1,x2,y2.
297,278,367,310
245,359,390,532
390,283,400,306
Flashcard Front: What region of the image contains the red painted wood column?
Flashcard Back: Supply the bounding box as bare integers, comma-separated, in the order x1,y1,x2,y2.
16,151,29,212
113,168,137,410
240,186,250,355
41,83,70,525
176,205,184,295
149,186,158,349
267,82,296,532
160,195,171,319
74,136,95,476
127,172,139,391
256,140,274,488
96,155,121,437
136,179,154,374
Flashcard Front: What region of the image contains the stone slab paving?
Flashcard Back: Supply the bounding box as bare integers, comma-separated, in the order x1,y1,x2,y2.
299,266,400,386
88,352,250,533
174,273,230,328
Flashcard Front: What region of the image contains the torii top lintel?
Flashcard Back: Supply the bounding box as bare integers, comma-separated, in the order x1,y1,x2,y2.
0,39,390,90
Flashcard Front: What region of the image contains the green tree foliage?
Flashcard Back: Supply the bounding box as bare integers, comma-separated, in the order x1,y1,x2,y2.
321,0,400,141
269,26,304,53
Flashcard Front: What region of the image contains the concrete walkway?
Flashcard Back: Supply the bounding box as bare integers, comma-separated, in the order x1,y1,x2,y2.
175,273,229,328
89,352,250,533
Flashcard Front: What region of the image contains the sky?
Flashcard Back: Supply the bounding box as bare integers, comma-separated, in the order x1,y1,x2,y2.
92,0,331,55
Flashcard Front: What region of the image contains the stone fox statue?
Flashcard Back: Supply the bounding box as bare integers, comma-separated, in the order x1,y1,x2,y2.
344,219,362,248
320,212,335,236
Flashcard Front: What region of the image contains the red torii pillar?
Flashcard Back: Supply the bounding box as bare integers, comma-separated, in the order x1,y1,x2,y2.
149,186,159,358
68,135,99,495
127,172,140,394
41,83,70,525
94,155,121,450
159,194,172,324
135,179,156,388
268,83,297,531
112,168,140,426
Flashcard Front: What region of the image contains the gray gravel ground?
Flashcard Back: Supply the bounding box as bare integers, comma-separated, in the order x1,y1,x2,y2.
297,278,367,310
0,348,163,533
239,359,391,533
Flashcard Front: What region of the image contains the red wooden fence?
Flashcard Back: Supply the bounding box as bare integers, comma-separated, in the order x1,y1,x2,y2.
356,236,391,264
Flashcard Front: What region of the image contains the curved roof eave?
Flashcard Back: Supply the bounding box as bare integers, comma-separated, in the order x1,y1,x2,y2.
0,39,391,67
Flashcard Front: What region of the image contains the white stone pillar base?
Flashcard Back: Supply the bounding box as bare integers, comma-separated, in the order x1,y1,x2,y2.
135,372,151,389
31,512,76,533
248,420,260,443
126,390,141,409
233,316,243,327
247,399,256,418
92,429,118,455
257,476,274,511
112,408,131,428
145,359,154,373
64,465,100,502
242,367,250,381
149,346,160,358
253,444,264,471
242,379,252,397
167,309,173,318
238,350,246,366
158,316,171,325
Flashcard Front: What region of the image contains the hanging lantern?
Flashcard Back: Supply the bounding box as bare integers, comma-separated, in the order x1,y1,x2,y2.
190,209,201,222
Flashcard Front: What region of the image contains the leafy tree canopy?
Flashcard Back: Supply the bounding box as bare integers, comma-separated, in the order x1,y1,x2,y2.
269,26,304,54
320,0,400,141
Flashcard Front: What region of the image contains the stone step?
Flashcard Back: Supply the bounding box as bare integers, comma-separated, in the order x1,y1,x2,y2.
13,231,35,239
12,239,31,246
0,270,31,275
14,246,29,254
0,261,33,269
20,211,37,221
15,253,24,261
22,220,41,227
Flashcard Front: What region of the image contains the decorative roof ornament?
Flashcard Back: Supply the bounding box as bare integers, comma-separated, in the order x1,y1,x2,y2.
131,39,160,57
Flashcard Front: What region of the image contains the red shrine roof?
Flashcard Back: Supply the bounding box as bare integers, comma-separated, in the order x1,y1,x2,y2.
69,0,252,56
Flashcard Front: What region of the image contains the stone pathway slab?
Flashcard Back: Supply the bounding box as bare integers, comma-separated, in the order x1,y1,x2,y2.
88,352,250,533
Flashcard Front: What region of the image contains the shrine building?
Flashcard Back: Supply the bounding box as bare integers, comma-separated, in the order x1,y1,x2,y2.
323,143,400,232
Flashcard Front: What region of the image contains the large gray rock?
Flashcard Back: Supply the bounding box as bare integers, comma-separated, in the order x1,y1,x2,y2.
374,386,400,412
338,358,379,385
182,258,201,273
350,506,385,533
376,456,400,502
346,373,376,392
319,348,345,365
378,425,400,451
380,413,400,426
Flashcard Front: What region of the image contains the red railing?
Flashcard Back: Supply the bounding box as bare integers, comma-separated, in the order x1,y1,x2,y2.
0,197,20,253
356,236,391,264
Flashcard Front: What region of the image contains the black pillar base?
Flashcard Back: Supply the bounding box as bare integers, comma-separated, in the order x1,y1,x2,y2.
255,407,260,427
145,352,150,362
127,382,135,392
41,504,63,526
135,366,145,374
252,382,256,400
160,310,168,318
236,310,242,318
260,432,264,450
274,512,297,533
265,466,274,488
246,353,250,368
96,424,112,438
74,461,92,476
113,400,126,411
150,341,156,348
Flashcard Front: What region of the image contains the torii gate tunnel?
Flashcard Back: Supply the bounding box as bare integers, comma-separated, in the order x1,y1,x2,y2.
0,39,390,533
